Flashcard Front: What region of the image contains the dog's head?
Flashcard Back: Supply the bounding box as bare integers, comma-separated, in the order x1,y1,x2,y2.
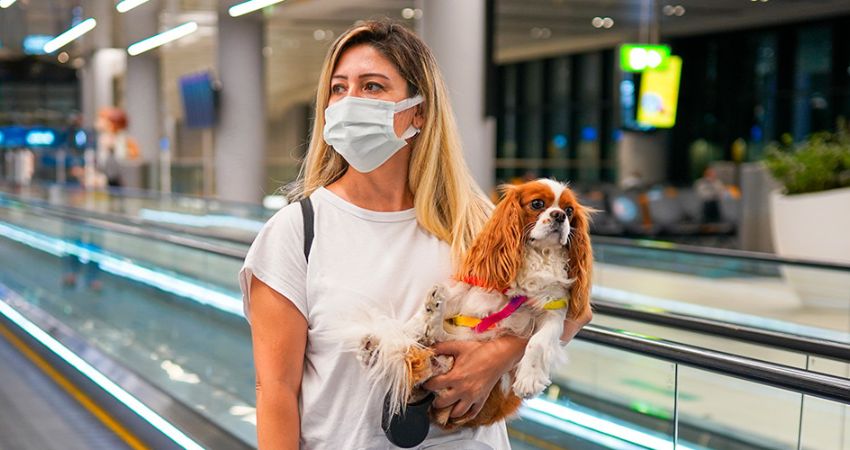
460,179,593,318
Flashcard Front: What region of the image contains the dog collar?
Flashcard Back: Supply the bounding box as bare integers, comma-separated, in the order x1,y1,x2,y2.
447,298,568,332
446,295,528,333
543,298,568,310
460,275,509,294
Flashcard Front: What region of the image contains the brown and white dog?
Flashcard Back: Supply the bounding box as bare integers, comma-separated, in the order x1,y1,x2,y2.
357,178,593,429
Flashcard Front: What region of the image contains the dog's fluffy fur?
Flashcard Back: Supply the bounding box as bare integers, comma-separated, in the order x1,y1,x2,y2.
357,179,593,428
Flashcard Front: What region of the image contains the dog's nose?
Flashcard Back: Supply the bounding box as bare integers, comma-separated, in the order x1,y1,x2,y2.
550,210,566,223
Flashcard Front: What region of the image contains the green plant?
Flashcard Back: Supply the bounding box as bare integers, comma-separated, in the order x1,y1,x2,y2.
764,121,850,195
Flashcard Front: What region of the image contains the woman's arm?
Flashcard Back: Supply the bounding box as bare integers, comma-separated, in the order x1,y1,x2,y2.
422,335,527,419
248,275,307,450
423,307,593,419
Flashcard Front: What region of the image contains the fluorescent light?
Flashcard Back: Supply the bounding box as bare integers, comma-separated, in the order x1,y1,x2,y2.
116,0,150,13
228,0,286,17
524,398,703,450
0,0,17,8
127,21,198,56
43,18,97,53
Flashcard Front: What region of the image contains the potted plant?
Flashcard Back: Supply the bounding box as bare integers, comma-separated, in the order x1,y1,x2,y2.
764,120,850,309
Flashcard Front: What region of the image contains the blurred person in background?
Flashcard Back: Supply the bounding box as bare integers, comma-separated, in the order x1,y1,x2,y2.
694,166,726,223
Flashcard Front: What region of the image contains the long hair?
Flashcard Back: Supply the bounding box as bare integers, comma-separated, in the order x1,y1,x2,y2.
288,20,492,264
457,185,526,292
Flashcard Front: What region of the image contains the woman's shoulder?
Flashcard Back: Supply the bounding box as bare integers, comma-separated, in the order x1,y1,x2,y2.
255,201,305,242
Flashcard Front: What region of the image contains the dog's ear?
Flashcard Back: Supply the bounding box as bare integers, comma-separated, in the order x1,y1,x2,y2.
567,201,593,319
459,185,526,291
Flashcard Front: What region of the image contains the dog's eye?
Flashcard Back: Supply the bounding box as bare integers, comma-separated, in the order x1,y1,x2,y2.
566,206,574,217
530,199,545,210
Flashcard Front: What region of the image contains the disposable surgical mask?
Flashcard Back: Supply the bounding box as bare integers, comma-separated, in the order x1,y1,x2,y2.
323,94,423,173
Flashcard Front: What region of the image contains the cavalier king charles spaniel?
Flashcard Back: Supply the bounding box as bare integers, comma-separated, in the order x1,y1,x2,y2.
357,178,593,430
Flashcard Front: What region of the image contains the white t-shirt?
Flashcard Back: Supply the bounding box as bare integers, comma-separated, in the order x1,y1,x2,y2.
239,186,510,450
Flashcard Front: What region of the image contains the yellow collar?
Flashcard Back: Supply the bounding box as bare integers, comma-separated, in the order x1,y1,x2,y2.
447,298,568,328
543,298,568,310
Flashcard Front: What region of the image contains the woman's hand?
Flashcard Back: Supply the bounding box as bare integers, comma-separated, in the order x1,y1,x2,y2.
422,335,528,420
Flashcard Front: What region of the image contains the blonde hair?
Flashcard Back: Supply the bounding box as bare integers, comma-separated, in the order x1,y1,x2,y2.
288,20,492,264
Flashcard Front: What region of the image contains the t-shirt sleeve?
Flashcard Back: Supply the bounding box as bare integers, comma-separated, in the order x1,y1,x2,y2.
239,202,308,323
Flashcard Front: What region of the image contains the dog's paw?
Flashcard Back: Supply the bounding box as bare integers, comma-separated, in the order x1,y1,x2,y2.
357,335,379,368
512,364,551,399
424,285,447,314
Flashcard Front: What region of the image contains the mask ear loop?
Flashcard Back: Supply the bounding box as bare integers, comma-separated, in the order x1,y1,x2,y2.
395,95,424,140
394,94,424,112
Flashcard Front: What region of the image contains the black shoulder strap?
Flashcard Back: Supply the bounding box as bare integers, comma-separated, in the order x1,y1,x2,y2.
299,197,314,263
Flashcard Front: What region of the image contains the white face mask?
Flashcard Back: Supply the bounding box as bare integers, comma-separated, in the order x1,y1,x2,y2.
323,94,424,173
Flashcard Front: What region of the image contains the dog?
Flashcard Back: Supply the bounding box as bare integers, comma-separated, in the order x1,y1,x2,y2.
357,178,593,429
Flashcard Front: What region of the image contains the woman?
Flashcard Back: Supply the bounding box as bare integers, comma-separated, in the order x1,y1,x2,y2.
240,20,589,449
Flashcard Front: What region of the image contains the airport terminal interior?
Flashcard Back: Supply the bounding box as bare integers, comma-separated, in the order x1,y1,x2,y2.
1,0,850,449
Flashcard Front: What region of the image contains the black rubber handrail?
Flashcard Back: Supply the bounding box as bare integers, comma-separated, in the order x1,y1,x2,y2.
592,299,850,361
577,324,850,405
0,200,247,260
593,235,850,272
0,191,255,246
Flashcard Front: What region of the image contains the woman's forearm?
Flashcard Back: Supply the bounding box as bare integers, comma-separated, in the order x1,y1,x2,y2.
256,384,300,450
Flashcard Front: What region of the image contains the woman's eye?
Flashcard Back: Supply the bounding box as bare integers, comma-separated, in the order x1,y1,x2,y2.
530,199,545,210
566,206,574,217
331,84,346,94
364,82,383,92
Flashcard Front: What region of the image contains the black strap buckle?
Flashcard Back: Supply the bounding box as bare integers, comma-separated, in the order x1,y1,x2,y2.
382,391,435,448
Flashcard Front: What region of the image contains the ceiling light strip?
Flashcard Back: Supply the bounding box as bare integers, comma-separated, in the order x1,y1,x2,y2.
127,21,198,56
228,0,286,17
116,0,151,13
43,18,97,53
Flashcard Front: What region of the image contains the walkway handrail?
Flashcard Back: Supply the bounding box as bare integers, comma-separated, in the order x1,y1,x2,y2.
0,191,255,246
0,200,247,260
592,235,850,272
577,324,850,405
7,188,850,272
592,299,850,361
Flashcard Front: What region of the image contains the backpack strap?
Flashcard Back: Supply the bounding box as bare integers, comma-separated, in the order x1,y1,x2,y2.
299,197,314,263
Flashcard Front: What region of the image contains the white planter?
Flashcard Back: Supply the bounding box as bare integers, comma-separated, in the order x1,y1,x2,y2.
770,187,850,309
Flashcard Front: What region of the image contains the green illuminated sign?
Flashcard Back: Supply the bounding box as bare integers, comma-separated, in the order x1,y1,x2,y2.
620,44,671,72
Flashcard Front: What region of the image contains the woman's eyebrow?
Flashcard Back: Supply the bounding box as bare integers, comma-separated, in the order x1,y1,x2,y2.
358,73,390,80
331,73,391,80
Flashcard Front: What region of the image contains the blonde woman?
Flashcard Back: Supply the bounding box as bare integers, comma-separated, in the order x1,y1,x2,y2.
241,20,556,449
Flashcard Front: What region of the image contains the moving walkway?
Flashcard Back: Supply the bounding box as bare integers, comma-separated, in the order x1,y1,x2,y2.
1,194,848,449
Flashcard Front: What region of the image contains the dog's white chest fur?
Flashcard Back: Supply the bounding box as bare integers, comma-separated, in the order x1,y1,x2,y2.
511,246,573,309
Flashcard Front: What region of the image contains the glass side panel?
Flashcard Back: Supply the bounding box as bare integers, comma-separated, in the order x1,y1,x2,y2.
800,395,850,450
801,356,850,449
676,365,803,449
511,339,679,449
593,243,850,344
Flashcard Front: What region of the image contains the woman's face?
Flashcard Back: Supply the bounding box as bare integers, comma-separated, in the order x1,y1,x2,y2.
329,44,423,138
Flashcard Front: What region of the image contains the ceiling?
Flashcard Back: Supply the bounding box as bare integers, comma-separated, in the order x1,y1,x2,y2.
3,0,850,119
